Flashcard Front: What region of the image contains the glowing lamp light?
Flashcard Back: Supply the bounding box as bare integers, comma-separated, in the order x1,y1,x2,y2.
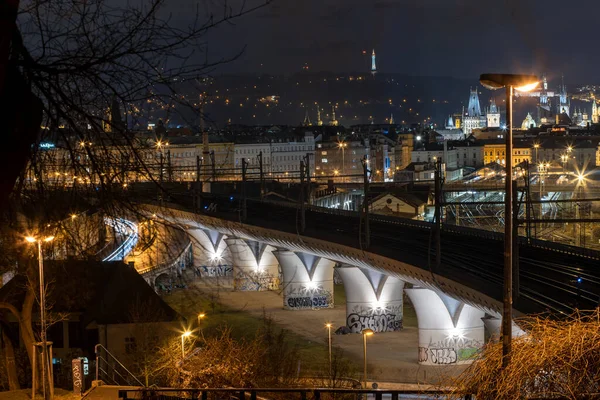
362,329,374,337
182,330,192,338
25,236,36,243
307,281,317,290
514,82,540,92
447,327,464,339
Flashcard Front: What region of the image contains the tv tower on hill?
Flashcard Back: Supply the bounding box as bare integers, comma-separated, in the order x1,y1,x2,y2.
371,49,377,76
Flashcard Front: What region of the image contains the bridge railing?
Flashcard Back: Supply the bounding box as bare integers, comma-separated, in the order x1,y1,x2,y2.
137,240,193,276
141,193,600,262
117,387,466,400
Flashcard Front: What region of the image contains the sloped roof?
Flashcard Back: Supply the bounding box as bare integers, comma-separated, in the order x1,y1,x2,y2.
0,260,183,326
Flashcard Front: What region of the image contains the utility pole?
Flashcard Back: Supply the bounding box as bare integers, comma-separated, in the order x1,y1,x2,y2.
305,152,312,205
434,158,443,271
194,155,201,211
299,160,306,233
210,151,216,182
241,158,248,221
166,149,172,182
361,156,370,248
512,180,520,300
258,151,264,197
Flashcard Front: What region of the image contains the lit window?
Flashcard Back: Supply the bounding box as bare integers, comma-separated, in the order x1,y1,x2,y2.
322,158,328,163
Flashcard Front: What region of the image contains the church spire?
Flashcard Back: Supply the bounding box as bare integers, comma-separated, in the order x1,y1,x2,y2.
303,108,312,126
317,106,323,126
389,113,394,125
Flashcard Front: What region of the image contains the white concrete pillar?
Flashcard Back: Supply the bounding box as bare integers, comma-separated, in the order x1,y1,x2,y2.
482,315,526,341
336,265,404,333
273,250,334,310
224,238,280,291
405,287,485,366
188,229,233,277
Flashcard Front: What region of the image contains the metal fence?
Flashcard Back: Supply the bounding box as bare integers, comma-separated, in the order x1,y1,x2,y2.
117,388,464,400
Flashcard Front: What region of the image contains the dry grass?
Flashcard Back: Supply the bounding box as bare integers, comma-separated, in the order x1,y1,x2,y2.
450,310,600,399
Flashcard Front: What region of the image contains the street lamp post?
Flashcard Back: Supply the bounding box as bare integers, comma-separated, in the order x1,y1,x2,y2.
480,74,538,368
338,142,347,182
361,328,374,388
325,323,332,378
26,235,55,400
181,331,192,359
197,313,206,339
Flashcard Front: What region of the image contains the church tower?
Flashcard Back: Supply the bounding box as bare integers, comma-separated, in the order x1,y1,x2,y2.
317,107,323,126
389,113,394,125
302,108,312,126
592,97,598,124
463,88,485,134
558,76,570,116
487,98,500,128
330,105,338,126
371,49,377,76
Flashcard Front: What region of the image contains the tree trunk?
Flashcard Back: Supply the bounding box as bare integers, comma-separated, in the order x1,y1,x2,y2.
1,326,20,390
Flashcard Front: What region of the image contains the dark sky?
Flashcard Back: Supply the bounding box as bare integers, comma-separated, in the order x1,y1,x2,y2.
187,0,599,81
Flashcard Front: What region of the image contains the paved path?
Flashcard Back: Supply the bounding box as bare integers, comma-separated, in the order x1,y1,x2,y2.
179,275,467,385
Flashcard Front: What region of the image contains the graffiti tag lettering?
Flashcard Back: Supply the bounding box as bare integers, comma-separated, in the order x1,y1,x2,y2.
429,348,457,365
347,313,402,333
286,296,329,309
418,347,428,363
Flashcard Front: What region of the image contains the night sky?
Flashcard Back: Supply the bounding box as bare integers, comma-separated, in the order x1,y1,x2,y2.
188,0,600,82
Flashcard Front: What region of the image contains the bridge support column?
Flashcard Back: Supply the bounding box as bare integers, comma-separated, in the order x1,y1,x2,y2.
187,229,233,278
273,250,334,310
336,265,404,333
405,287,485,366
481,315,526,341
224,238,280,291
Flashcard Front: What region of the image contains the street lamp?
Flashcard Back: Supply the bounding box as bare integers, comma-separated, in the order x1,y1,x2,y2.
361,328,374,388
26,235,55,400
480,73,538,368
325,323,333,378
197,313,206,339
338,142,347,182
533,143,540,164
181,330,192,359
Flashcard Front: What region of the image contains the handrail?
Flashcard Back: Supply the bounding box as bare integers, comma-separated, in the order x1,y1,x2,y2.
118,387,468,400
95,343,144,387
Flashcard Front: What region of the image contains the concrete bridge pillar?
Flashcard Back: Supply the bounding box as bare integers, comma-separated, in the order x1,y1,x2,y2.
273,250,334,310
405,287,485,366
336,265,404,333
481,315,526,341
187,228,233,277
224,237,280,291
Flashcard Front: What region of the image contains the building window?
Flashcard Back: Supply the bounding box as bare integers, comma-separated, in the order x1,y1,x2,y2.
322,151,327,155
322,158,328,163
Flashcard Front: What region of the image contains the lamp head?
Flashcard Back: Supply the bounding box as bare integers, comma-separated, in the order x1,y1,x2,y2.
44,236,55,242
325,323,332,328
362,328,374,336
479,73,539,91
25,236,36,243
182,330,192,337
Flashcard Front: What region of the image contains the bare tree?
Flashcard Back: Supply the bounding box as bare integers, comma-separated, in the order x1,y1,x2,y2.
0,0,272,391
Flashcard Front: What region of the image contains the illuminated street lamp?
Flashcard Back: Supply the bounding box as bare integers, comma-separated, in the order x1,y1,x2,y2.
533,143,540,164
26,235,55,400
197,313,206,339
338,142,347,182
181,330,192,358
480,73,539,368
361,328,374,388
325,323,333,378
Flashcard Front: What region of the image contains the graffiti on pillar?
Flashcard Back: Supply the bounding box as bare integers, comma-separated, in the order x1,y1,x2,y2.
284,283,333,310
234,270,280,291
199,265,233,277
346,304,403,333
418,335,484,364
